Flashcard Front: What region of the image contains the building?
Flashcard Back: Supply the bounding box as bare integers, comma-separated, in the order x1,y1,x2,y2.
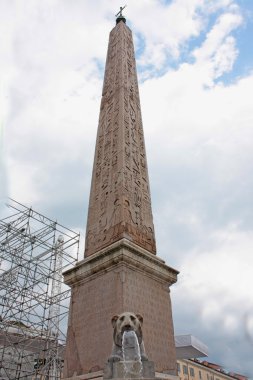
177,359,248,380
175,335,208,360
0,321,65,380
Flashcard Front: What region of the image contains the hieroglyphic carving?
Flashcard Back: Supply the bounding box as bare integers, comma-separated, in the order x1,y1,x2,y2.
85,21,156,257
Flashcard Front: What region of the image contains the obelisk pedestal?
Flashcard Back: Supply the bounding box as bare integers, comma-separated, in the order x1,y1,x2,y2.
63,240,178,378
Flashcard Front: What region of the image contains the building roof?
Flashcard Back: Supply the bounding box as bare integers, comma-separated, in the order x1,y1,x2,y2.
175,334,208,359
189,359,248,380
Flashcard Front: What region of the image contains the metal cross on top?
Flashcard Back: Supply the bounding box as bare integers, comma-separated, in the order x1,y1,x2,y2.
115,5,127,18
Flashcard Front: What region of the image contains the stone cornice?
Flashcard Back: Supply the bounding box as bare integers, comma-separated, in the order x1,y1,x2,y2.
64,238,179,287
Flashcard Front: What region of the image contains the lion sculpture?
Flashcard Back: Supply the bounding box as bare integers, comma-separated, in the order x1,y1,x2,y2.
108,311,148,363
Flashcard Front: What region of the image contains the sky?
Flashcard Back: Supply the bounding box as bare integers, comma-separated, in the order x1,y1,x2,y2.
0,0,253,377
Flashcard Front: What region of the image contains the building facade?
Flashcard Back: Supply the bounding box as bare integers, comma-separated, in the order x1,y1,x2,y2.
177,359,248,380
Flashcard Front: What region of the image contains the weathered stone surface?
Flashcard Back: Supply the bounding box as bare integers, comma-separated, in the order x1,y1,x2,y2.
63,240,178,378
84,20,156,257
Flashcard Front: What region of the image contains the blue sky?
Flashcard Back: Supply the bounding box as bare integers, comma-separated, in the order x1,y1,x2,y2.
0,0,253,378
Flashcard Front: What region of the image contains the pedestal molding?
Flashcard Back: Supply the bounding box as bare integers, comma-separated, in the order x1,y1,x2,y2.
64,239,178,287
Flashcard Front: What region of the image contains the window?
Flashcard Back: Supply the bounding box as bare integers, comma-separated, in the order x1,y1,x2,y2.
199,370,202,379
190,368,195,377
177,363,181,374
183,365,188,375
207,374,210,380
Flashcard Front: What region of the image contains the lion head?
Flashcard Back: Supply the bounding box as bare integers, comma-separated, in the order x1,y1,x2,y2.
111,312,143,347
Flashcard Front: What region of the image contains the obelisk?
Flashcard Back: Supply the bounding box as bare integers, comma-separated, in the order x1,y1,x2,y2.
63,12,178,379
84,14,156,258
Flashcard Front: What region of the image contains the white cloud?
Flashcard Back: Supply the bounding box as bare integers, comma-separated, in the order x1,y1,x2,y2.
129,0,242,73
131,0,206,66
0,0,109,207
193,11,242,80
171,225,253,372
178,225,253,308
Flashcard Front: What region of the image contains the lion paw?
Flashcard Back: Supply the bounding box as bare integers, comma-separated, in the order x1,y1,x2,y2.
108,355,122,363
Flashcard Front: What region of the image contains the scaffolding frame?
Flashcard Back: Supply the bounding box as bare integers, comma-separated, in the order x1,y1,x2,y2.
0,199,80,379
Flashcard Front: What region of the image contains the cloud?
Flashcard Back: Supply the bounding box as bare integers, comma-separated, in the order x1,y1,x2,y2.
193,10,242,80
129,0,242,74
171,223,253,374
1,1,108,212
132,0,207,68
177,225,253,305
141,70,253,339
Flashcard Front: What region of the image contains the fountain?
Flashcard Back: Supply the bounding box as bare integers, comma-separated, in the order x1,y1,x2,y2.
122,330,143,378
104,312,155,380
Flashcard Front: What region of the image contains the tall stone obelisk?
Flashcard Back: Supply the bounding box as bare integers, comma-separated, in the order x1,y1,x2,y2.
63,14,178,379
84,17,156,258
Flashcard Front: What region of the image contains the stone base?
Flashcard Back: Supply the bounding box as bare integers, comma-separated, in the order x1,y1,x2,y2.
62,369,179,380
104,360,155,379
63,370,103,380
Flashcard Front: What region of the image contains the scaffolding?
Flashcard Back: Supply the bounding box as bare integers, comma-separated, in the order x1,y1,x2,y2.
0,199,80,380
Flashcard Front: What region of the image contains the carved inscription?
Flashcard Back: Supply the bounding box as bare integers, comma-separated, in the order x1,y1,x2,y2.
85,21,156,257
